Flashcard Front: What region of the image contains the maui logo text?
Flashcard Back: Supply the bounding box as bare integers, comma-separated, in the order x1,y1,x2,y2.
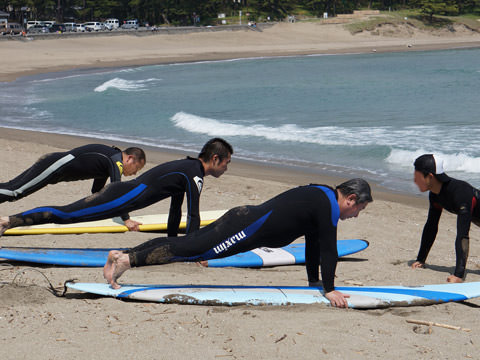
213,230,246,255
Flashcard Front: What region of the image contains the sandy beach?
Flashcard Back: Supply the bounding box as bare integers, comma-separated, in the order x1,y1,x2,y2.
1,21,480,359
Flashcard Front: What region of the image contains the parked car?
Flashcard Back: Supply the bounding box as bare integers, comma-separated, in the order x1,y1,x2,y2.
105,18,119,29
121,19,139,29
64,22,77,32
49,24,66,33
102,22,113,31
1,22,23,35
27,24,50,34
84,21,102,32
75,24,86,32
26,20,43,30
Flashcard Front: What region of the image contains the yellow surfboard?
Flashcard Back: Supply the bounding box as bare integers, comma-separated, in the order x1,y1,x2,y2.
3,210,227,235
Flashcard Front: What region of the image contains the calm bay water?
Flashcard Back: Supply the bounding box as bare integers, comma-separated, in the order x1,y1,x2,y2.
1,48,479,193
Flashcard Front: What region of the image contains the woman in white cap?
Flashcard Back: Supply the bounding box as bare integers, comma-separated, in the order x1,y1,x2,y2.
412,154,480,283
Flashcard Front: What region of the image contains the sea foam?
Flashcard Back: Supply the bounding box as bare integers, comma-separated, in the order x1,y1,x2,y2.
94,78,161,92
387,149,480,173
171,112,392,146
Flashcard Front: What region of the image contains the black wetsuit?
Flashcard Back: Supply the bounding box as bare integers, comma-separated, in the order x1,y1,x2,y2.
126,185,340,292
8,157,205,236
416,178,480,279
0,144,123,204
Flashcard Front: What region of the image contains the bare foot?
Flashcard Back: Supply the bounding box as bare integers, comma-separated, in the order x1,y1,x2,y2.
447,275,463,283
0,216,10,237
103,250,131,289
197,261,208,267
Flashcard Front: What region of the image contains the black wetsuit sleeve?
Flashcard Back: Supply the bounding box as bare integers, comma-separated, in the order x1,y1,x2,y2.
305,214,338,293
416,202,442,263
90,151,122,193
167,194,184,237
185,184,201,234
91,178,108,193
305,233,321,284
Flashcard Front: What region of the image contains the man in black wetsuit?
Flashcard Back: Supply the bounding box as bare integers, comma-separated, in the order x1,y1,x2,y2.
0,138,232,235
0,144,146,202
103,178,373,308
0,144,146,230
411,154,480,283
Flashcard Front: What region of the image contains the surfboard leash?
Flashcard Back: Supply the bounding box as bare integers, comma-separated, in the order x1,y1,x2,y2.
7,266,75,297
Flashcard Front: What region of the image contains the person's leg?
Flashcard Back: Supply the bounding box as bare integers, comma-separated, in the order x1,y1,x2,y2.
6,181,150,228
0,152,72,204
104,250,131,289
0,216,9,236
103,207,271,288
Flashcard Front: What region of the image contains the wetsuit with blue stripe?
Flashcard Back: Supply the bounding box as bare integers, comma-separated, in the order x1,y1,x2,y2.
125,184,340,292
8,157,205,237
417,177,480,279
0,144,123,204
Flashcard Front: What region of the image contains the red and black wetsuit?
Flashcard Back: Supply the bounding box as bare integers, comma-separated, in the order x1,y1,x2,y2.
126,185,340,292
416,178,480,279
8,157,205,236
0,144,123,203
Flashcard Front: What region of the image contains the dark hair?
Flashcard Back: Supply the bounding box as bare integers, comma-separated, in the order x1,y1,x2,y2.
123,147,146,163
336,178,373,204
198,138,233,162
414,154,450,183
414,154,434,177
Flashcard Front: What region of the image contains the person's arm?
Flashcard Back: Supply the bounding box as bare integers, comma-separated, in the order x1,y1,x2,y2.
123,217,141,231
415,202,442,265
184,180,201,234
305,225,338,292
91,178,107,193
306,230,349,308
167,194,184,237
92,151,123,193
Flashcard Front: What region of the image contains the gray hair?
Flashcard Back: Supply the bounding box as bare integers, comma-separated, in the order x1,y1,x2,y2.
336,178,373,204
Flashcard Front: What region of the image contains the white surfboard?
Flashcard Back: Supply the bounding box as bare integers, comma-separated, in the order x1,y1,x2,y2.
66,281,480,309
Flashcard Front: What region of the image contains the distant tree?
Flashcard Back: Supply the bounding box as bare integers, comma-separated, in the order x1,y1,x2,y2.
413,0,459,20
300,0,329,16
453,0,476,13
248,0,294,20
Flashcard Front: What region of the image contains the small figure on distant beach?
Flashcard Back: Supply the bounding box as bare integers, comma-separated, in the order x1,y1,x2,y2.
411,154,480,283
0,138,232,235
103,178,373,308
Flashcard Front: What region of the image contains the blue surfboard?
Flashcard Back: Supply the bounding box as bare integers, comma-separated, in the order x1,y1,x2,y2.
66,281,480,308
206,239,369,267
0,239,368,267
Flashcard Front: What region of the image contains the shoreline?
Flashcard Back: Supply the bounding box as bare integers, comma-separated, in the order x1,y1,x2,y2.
2,22,480,82
4,40,480,83
0,126,427,208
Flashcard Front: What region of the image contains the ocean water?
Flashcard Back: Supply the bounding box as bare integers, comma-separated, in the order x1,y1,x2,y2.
1,48,479,194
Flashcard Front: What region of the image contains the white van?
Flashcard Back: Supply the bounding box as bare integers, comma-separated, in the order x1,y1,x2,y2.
121,19,138,29
84,21,102,32
26,20,43,29
64,22,76,32
105,18,119,29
